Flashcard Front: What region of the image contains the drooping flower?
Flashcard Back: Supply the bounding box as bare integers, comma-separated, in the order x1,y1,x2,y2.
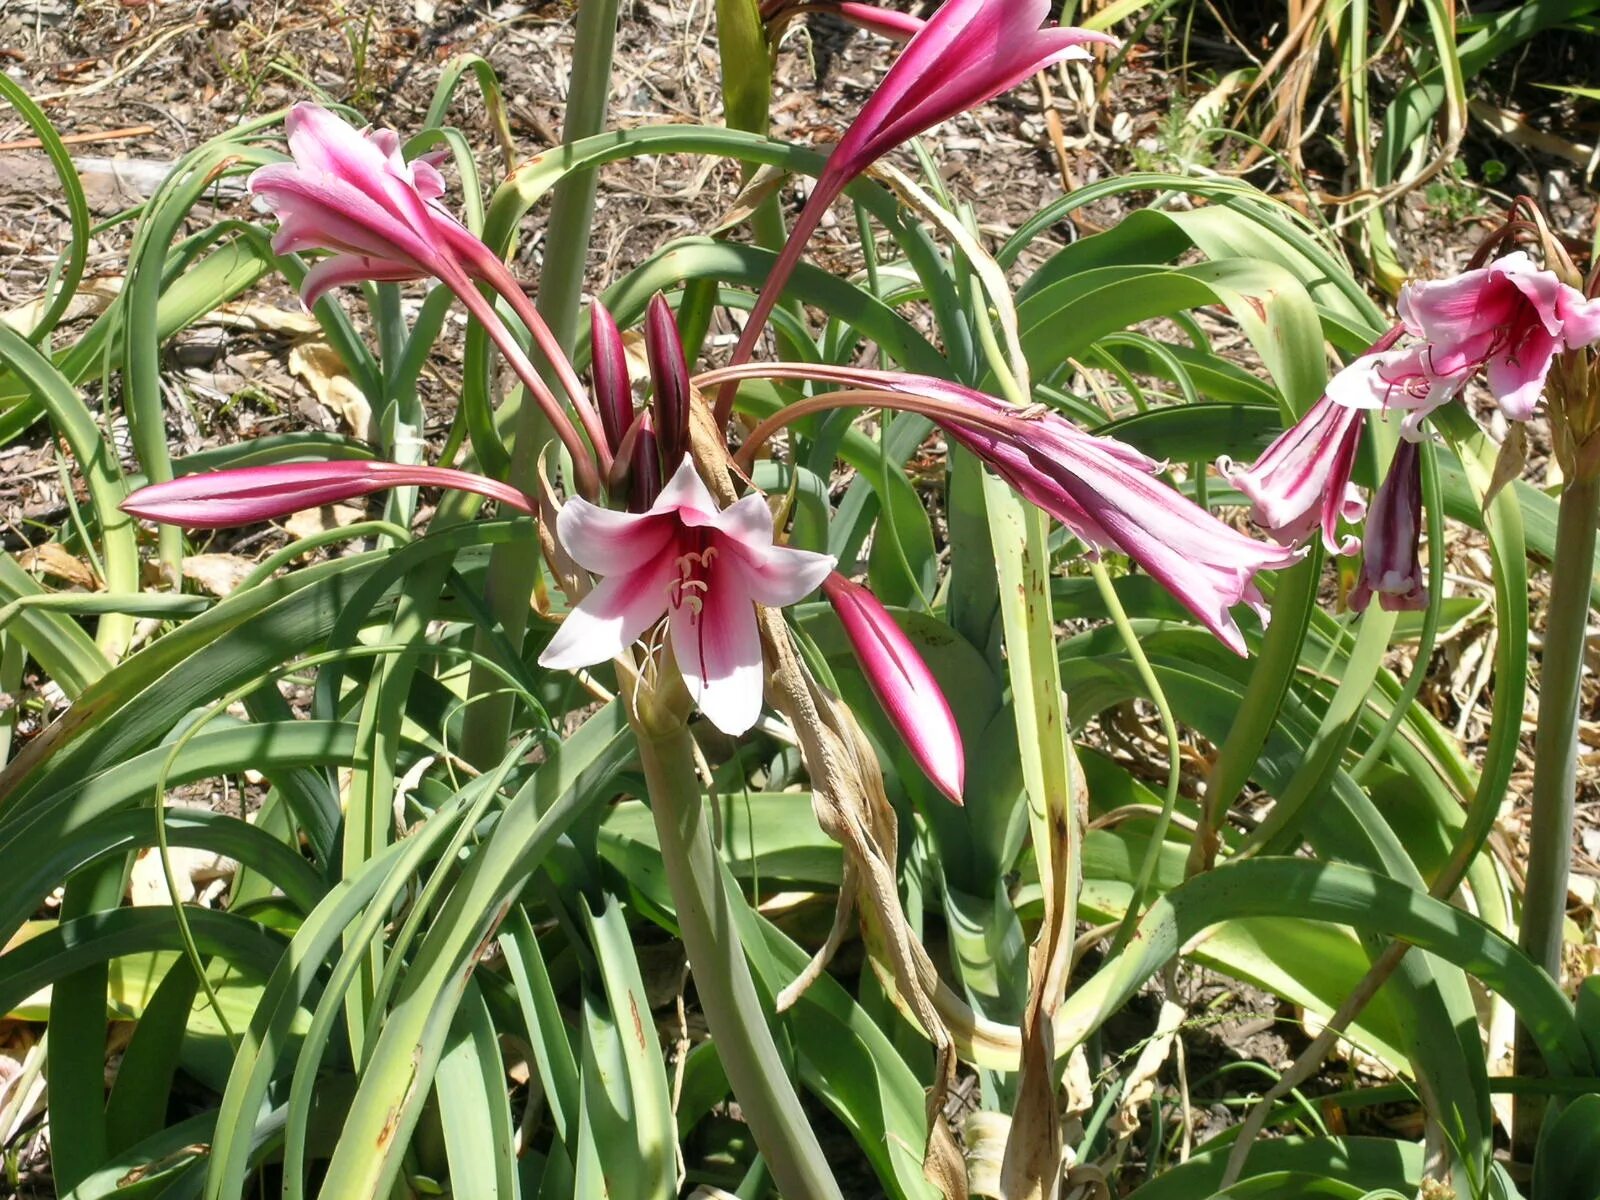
1218,394,1367,555
700,362,1303,654
1327,251,1600,434
821,573,964,804
250,103,608,489
1351,439,1426,612
717,0,1115,420
538,455,835,734
121,460,533,527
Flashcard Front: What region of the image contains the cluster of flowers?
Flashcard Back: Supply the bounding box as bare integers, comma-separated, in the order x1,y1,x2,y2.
1226,251,1600,611
124,0,1600,808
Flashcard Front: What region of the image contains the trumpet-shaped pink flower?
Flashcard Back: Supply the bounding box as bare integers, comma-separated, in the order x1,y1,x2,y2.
821,573,964,804
717,0,1115,421
1218,394,1367,555
250,103,608,489
1351,439,1426,612
700,363,1302,654
539,456,835,734
1328,251,1600,434
121,460,534,527
251,104,477,308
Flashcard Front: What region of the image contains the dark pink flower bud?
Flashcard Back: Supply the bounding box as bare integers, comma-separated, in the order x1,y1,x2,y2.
1351,439,1427,613
821,573,965,804
590,300,634,458
645,294,690,468
629,411,664,513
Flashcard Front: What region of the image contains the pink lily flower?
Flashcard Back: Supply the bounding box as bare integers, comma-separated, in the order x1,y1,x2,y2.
701,363,1303,654
1217,394,1367,556
121,460,533,527
716,0,1115,421
1351,439,1426,613
538,455,835,734
822,573,964,804
250,104,608,489
1327,251,1600,434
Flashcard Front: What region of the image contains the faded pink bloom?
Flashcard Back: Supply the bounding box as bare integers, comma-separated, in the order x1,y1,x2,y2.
539,456,835,734
822,573,964,804
1218,394,1366,555
1328,251,1600,434
250,104,608,487
1351,439,1426,613
717,0,1115,420
701,363,1302,654
121,460,533,528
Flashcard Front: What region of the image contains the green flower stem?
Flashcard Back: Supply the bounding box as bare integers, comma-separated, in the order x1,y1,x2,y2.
1091,561,1181,958
1514,469,1597,1158
1519,471,1599,981
635,721,844,1200
464,0,620,770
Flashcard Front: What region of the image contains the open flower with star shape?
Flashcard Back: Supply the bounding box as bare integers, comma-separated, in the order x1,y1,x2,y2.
538,456,835,735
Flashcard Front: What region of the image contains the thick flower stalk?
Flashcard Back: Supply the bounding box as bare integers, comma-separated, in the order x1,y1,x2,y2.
821,572,965,803
122,460,534,527
1218,393,1367,555
716,0,1115,422
1327,251,1600,435
538,455,835,734
1350,438,1426,612
251,103,609,492
703,362,1301,654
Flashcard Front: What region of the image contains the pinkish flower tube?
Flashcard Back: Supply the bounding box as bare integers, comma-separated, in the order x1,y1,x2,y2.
1351,439,1427,613
716,0,1115,422
1218,394,1367,556
821,573,964,803
122,461,533,528
702,362,1302,654
761,0,926,41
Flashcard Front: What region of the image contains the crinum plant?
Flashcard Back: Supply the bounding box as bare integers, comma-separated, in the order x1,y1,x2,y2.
3,0,1600,1198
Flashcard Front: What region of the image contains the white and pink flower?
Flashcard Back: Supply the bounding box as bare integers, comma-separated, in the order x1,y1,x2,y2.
538,456,835,734
1328,251,1600,434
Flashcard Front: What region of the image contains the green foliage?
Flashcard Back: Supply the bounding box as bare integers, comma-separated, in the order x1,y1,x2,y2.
1,10,1596,1199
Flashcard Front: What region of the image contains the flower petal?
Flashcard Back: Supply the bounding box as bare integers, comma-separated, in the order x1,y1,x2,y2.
654,454,723,525
538,560,674,670
669,570,765,735
554,495,675,576
724,536,836,607
301,254,426,307
1484,326,1559,421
